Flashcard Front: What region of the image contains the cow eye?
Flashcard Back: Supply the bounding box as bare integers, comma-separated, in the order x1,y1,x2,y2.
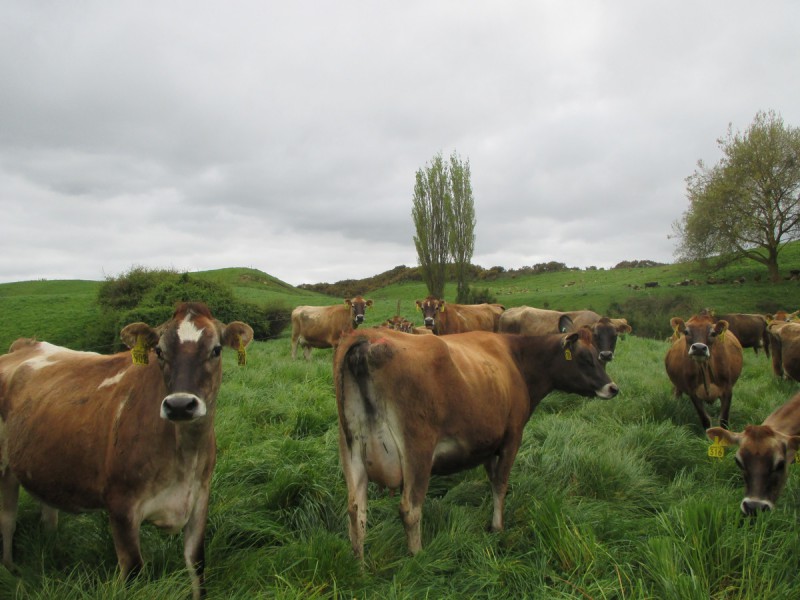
774,459,786,472
155,347,164,359
211,345,222,358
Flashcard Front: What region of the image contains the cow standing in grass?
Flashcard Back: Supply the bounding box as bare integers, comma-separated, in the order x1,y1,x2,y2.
0,302,253,599
415,296,504,334
291,296,373,360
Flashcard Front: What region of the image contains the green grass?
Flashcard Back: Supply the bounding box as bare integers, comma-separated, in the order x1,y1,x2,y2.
2,254,800,599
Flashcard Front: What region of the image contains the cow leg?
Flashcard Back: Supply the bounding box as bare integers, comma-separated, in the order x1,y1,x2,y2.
291,336,298,360
484,441,521,532
303,345,312,361
688,394,711,430
398,459,433,555
339,431,368,560
40,503,58,531
108,509,144,581
719,393,732,430
183,490,209,600
0,471,19,569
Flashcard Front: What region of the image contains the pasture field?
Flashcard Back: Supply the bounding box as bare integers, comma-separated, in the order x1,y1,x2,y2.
1,254,799,599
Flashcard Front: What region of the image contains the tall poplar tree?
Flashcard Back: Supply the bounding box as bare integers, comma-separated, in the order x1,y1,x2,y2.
448,152,476,303
412,153,451,298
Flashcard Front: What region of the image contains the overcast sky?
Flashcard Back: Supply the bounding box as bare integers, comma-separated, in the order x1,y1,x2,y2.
1,2,798,286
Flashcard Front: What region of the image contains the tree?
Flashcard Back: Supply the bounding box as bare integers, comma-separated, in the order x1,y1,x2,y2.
673,110,800,282
448,152,476,303
412,153,451,298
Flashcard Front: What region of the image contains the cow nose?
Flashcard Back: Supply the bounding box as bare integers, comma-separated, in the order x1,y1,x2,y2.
354,314,364,324
599,351,613,362
689,343,709,357
161,393,207,421
596,382,619,399
741,498,772,516
424,317,434,326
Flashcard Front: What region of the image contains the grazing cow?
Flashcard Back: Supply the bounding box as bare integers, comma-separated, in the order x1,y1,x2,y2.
707,392,800,515
334,327,619,559
665,313,743,430
291,296,373,360
415,296,504,335
0,303,253,599
713,313,770,356
499,307,630,364
767,320,800,382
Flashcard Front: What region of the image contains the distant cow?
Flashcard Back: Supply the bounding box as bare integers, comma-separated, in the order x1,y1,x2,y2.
334,327,618,559
415,296,504,334
713,313,770,356
665,312,743,430
707,392,800,515
767,320,800,382
291,296,373,360
0,303,253,599
499,307,630,363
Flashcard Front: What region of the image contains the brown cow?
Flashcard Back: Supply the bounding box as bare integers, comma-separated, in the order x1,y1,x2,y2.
0,303,253,599
713,313,770,356
334,327,619,559
767,320,800,382
415,296,504,335
499,307,631,364
707,392,800,515
665,313,743,430
291,296,373,360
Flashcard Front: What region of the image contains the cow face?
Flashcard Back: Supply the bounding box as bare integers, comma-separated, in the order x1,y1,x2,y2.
590,318,632,363
558,329,619,399
416,296,445,329
346,296,373,327
671,315,728,362
121,302,253,423
707,426,800,515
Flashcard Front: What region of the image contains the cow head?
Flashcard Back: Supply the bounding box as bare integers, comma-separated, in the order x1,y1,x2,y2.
670,314,728,362
589,317,632,363
557,329,619,399
346,296,373,327
415,296,445,329
707,425,800,516
121,302,253,423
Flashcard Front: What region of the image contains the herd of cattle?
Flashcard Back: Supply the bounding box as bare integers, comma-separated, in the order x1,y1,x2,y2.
0,298,798,597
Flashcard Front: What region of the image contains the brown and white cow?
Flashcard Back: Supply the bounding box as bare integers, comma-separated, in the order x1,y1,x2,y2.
415,296,504,335
334,327,618,559
0,303,253,599
291,296,373,360
665,312,743,430
712,313,770,356
499,307,631,364
707,392,800,515
767,320,800,382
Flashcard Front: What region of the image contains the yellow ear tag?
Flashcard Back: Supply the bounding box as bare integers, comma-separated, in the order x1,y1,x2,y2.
132,335,149,366
707,436,729,459
237,336,247,366
794,453,800,465
564,348,573,361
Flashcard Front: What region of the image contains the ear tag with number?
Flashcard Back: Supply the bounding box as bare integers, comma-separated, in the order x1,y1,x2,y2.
564,348,573,361
132,335,149,366
707,436,729,459
237,336,247,366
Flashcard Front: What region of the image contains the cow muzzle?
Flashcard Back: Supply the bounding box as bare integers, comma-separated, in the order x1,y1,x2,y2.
740,497,773,516
161,393,207,421
598,351,613,362
688,343,710,359
424,317,434,327
354,314,365,324
596,382,619,399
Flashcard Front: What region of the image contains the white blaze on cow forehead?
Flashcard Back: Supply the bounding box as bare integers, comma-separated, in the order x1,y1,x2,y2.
177,316,205,343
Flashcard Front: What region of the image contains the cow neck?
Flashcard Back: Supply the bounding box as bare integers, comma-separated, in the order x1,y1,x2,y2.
765,393,800,436
509,334,557,411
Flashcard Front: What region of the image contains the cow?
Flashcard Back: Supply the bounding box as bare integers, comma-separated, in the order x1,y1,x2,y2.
414,296,504,335
766,320,800,382
707,392,800,515
0,302,253,599
712,313,770,356
665,312,743,430
334,327,619,560
499,307,631,364
291,296,373,360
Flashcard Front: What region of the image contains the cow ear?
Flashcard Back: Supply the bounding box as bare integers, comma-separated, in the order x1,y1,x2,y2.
415,301,422,311
344,299,352,306
120,323,159,350
222,321,254,350
670,317,686,334
706,427,741,446
714,320,729,336
558,314,573,333
366,300,374,308
616,319,633,334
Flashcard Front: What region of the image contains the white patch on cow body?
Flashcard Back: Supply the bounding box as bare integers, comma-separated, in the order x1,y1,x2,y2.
140,476,203,534
99,370,127,389
21,342,99,372
177,317,204,343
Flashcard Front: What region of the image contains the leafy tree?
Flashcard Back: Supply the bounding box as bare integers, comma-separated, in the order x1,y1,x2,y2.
448,152,476,303
412,153,451,298
674,110,800,282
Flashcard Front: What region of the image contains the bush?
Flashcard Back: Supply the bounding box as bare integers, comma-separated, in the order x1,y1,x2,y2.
609,294,695,339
